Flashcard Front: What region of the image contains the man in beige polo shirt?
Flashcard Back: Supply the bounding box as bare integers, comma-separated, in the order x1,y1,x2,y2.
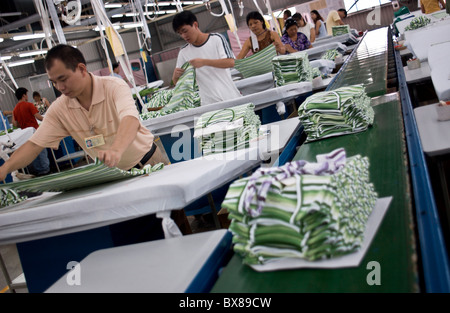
326,8,347,36
0,44,167,181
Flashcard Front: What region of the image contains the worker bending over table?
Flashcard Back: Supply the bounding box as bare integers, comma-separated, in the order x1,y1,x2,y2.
171,11,242,105
0,44,191,236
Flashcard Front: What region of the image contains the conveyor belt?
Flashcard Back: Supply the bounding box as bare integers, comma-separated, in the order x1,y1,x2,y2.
327,27,389,97
211,97,419,292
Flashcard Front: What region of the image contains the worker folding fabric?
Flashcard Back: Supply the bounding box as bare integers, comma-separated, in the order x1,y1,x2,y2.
234,44,278,78
193,103,261,156
221,148,378,265
271,51,313,87
0,159,165,208
140,62,200,120
298,84,374,142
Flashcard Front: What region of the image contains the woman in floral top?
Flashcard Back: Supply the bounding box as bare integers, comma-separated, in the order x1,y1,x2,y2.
32,91,51,115
281,18,311,53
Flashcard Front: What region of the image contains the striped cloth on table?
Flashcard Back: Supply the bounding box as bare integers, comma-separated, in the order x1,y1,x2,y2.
0,159,164,208
404,16,431,31
332,25,350,36
321,49,341,61
271,51,313,87
234,44,278,79
298,84,374,142
140,62,200,120
221,148,378,265
194,103,261,156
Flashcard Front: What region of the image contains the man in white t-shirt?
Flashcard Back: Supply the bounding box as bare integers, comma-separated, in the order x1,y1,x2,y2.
172,11,242,106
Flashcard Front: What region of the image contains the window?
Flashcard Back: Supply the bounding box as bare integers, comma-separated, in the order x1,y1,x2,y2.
344,0,391,14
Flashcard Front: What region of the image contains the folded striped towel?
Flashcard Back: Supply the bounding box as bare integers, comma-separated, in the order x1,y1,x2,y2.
298,85,374,142
321,49,342,61
234,45,278,78
271,51,313,87
0,159,164,208
404,16,431,31
194,103,261,156
222,148,378,265
332,25,350,36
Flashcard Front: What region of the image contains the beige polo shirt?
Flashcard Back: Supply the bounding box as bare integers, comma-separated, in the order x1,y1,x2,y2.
30,74,154,170
326,10,342,35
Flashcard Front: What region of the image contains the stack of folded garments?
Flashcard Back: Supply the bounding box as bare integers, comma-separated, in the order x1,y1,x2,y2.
321,49,342,61
140,62,201,120
193,103,261,156
404,16,431,31
0,159,165,208
222,148,378,265
272,51,313,87
332,25,350,36
298,85,374,142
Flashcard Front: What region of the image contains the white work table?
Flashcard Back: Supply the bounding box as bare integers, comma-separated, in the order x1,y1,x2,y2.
142,82,311,136
0,127,34,156
403,61,431,84
46,229,232,293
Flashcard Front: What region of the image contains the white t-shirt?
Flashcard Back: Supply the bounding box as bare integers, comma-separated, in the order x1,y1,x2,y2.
176,33,242,106
298,23,315,41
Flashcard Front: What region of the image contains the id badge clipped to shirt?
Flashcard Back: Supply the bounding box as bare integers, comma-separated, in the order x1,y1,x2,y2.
85,134,105,149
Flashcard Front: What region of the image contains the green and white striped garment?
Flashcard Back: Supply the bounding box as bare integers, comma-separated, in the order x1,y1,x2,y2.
404,16,431,31
298,85,374,142
140,62,200,120
332,25,350,36
234,45,278,79
194,103,261,156
321,49,341,61
271,51,313,87
0,159,164,208
222,152,377,265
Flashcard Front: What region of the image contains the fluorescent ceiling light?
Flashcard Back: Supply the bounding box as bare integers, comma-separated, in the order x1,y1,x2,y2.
123,22,143,29
12,33,46,41
165,10,177,13
7,59,35,67
0,56,12,61
19,50,48,58
0,38,3,43
94,25,121,31
111,14,124,18
105,4,122,8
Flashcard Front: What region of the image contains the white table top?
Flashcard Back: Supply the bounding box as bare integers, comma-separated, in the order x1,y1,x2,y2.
0,118,301,245
143,82,312,136
403,61,431,83
414,104,450,156
305,42,348,60
45,229,230,293
0,127,35,155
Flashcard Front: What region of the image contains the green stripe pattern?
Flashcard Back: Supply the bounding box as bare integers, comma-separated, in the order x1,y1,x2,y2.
298,85,374,142
222,153,377,265
332,25,350,36
0,159,164,208
234,44,278,78
404,16,431,31
271,51,313,87
194,103,261,156
140,62,201,120
321,49,341,61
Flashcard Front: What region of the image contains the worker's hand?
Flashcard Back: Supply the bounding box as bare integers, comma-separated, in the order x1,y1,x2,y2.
172,67,185,82
276,101,286,115
189,58,206,68
97,149,122,168
0,166,9,182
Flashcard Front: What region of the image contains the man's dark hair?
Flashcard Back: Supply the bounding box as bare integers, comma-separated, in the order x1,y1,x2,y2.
112,63,119,70
15,87,28,101
338,8,348,18
44,44,86,72
32,91,41,98
172,10,198,32
292,13,304,23
283,10,292,18
246,11,267,29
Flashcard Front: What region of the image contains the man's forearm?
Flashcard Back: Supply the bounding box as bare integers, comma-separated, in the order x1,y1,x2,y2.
0,141,43,178
201,58,235,68
110,116,140,155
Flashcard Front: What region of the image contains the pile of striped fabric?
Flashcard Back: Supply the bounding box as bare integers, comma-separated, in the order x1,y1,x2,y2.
271,51,313,87
234,45,278,78
0,159,164,208
222,148,378,265
332,25,350,36
140,62,201,120
298,85,374,142
321,49,342,61
404,16,431,31
193,103,261,156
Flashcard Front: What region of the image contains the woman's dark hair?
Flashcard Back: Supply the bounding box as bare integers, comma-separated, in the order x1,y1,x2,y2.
172,10,198,32
310,10,323,22
292,13,305,25
44,44,86,72
246,11,266,29
284,18,298,32
32,91,41,98
15,87,28,101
